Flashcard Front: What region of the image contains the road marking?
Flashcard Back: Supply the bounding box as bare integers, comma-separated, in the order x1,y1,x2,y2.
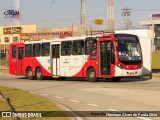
87,104,99,107
69,99,80,103
54,96,64,99
137,117,153,120
40,94,48,96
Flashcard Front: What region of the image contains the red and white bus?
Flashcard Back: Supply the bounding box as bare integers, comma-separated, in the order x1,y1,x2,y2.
9,33,143,82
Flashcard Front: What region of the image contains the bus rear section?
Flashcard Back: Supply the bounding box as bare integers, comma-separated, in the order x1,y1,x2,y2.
9,41,52,79
9,43,25,76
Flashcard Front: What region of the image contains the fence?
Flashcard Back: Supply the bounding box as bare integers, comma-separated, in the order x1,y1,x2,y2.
0,51,9,70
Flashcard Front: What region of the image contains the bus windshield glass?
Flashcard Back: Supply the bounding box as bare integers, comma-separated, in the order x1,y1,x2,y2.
116,35,142,64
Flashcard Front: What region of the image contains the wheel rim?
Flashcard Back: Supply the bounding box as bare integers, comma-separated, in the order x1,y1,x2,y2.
89,71,95,79
28,70,32,77
37,70,41,78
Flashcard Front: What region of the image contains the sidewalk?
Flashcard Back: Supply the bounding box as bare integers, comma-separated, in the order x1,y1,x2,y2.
0,65,8,69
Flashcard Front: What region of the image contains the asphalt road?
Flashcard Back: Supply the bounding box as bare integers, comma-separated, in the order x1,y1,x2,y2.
0,74,160,120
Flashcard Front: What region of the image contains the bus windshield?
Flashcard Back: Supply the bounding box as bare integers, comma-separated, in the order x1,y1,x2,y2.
116,35,142,64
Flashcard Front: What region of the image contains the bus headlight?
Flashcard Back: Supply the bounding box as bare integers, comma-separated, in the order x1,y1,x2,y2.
117,63,124,69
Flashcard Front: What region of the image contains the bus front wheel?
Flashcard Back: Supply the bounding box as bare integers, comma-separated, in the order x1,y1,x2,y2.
112,77,121,82
87,68,97,82
36,68,43,80
26,68,34,80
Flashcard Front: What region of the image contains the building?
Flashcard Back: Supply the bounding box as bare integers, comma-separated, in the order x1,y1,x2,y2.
141,14,160,51
0,24,92,53
0,25,37,52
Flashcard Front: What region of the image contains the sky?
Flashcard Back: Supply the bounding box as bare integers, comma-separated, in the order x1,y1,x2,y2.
0,0,160,30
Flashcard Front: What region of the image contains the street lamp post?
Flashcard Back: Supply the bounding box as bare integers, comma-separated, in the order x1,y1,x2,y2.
90,21,94,36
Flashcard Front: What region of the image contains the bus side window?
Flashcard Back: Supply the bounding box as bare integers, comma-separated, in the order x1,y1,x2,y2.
52,45,60,58
18,48,24,59
12,46,16,58
72,40,84,55
61,41,72,56
85,38,97,55
33,44,40,57
25,44,32,57
41,43,50,56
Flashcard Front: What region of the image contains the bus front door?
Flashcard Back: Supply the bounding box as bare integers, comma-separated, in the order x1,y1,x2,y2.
51,44,60,76
17,47,24,75
100,41,112,75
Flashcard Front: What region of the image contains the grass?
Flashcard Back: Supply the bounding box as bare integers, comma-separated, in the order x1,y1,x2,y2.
152,52,160,69
0,85,70,120
152,52,160,79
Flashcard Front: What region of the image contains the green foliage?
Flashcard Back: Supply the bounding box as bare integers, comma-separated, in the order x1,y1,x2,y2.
0,86,70,120
152,52,160,69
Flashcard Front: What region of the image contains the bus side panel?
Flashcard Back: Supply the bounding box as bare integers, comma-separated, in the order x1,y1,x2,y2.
111,64,116,77
73,55,98,78
24,57,51,77
69,55,84,77
35,57,51,76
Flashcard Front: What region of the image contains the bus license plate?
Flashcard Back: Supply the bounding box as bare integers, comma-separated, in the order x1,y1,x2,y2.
129,72,134,75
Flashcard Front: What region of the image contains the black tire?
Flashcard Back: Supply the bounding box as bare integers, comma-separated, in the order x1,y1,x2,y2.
46,77,52,80
26,68,34,80
86,68,97,82
36,68,43,80
149,74,152,79
112,77,121,82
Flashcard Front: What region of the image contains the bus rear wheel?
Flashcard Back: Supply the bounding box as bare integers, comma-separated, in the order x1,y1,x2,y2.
36,68,43,80
26,68,34,80
87,68,97,82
